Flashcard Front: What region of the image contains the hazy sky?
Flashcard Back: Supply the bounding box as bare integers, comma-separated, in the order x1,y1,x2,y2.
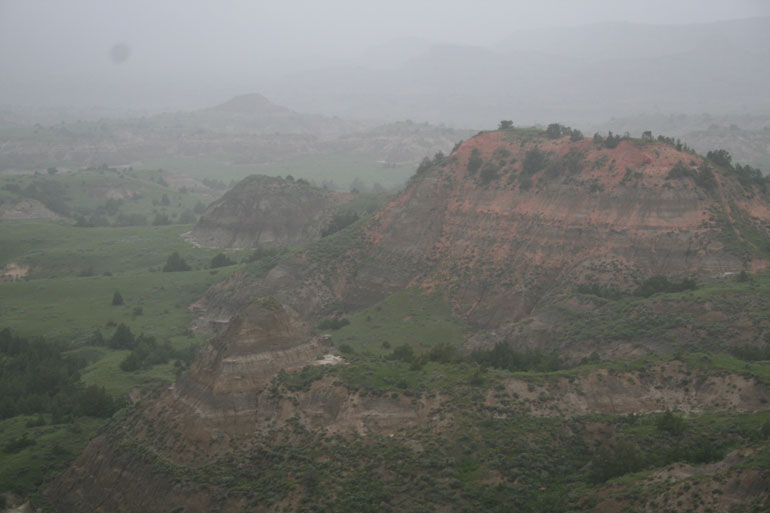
1,0,769,110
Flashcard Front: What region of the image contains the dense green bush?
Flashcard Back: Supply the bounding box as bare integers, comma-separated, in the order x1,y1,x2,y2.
467,148,483,174
707,149,732,168
546,123,563,139
471,342,564,372
522,148,547,176
576,282,623,299
667,161,696,180
119,335,174,372
634,276,696,297
152,213,171,226
209,252,235,268
162,251,191,272
563,148,586,174
317,318,350,330
695,164,718,191
0,329,119,420
388,343,416,363
656,410,686,436
604,131,623,149
588,440,646,483
479,161,501,184
321,211,359,237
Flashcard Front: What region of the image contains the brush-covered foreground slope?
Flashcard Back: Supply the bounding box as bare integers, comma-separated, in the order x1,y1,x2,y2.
193,128,770,338
47,295,770,513
188,175,352,249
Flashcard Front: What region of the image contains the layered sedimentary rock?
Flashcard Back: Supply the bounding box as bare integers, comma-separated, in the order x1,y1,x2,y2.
188,175,351,248
195,131,770,330
48,301,433,513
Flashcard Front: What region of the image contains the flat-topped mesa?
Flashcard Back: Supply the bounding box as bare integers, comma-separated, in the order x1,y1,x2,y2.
188,175,352,249
174,300,331,418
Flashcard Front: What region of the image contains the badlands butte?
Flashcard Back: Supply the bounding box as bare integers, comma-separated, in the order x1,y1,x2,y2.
49,126,770,513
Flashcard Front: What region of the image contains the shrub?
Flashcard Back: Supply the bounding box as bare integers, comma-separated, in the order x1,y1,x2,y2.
634,276,696,297
3,434,36,454
656,410,686,436
119,334,174,372
427,342,460,363
604,131,622,149
111,290,124,306
321,211,359,237
109,323,135,349
522,148,547,176
471,342,564,372
152,213,171,226
162,251,191,272
479,161,500,185
695,164,718,191
589,440,646,483
210,252,235,268
576,282,623,299
546,123,562,139
389,344,415,363
667,161,696,180
467,148,483,174
258,297,282,311
563,148,586,175
706,149,732,168
317,318,350,330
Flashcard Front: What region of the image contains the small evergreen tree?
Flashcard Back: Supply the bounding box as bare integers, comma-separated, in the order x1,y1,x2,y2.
467,148,483,174
112,290,124,306
706,149,732,168
162,251,191,272
546,123,562,139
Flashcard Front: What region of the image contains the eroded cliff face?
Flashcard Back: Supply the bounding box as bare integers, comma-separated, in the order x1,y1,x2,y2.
195,131,770,331
360,133,757,325
188,175,351,249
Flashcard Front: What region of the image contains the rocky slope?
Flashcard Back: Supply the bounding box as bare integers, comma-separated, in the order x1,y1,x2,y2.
188,175,352,248
194,128,770,335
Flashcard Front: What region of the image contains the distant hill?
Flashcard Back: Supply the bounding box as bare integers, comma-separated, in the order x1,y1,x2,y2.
189,175,354,249
0,95,473,190
264,17,770,127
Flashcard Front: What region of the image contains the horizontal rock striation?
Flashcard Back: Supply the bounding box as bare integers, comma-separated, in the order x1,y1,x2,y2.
195,130,770,331
188,175,351,249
